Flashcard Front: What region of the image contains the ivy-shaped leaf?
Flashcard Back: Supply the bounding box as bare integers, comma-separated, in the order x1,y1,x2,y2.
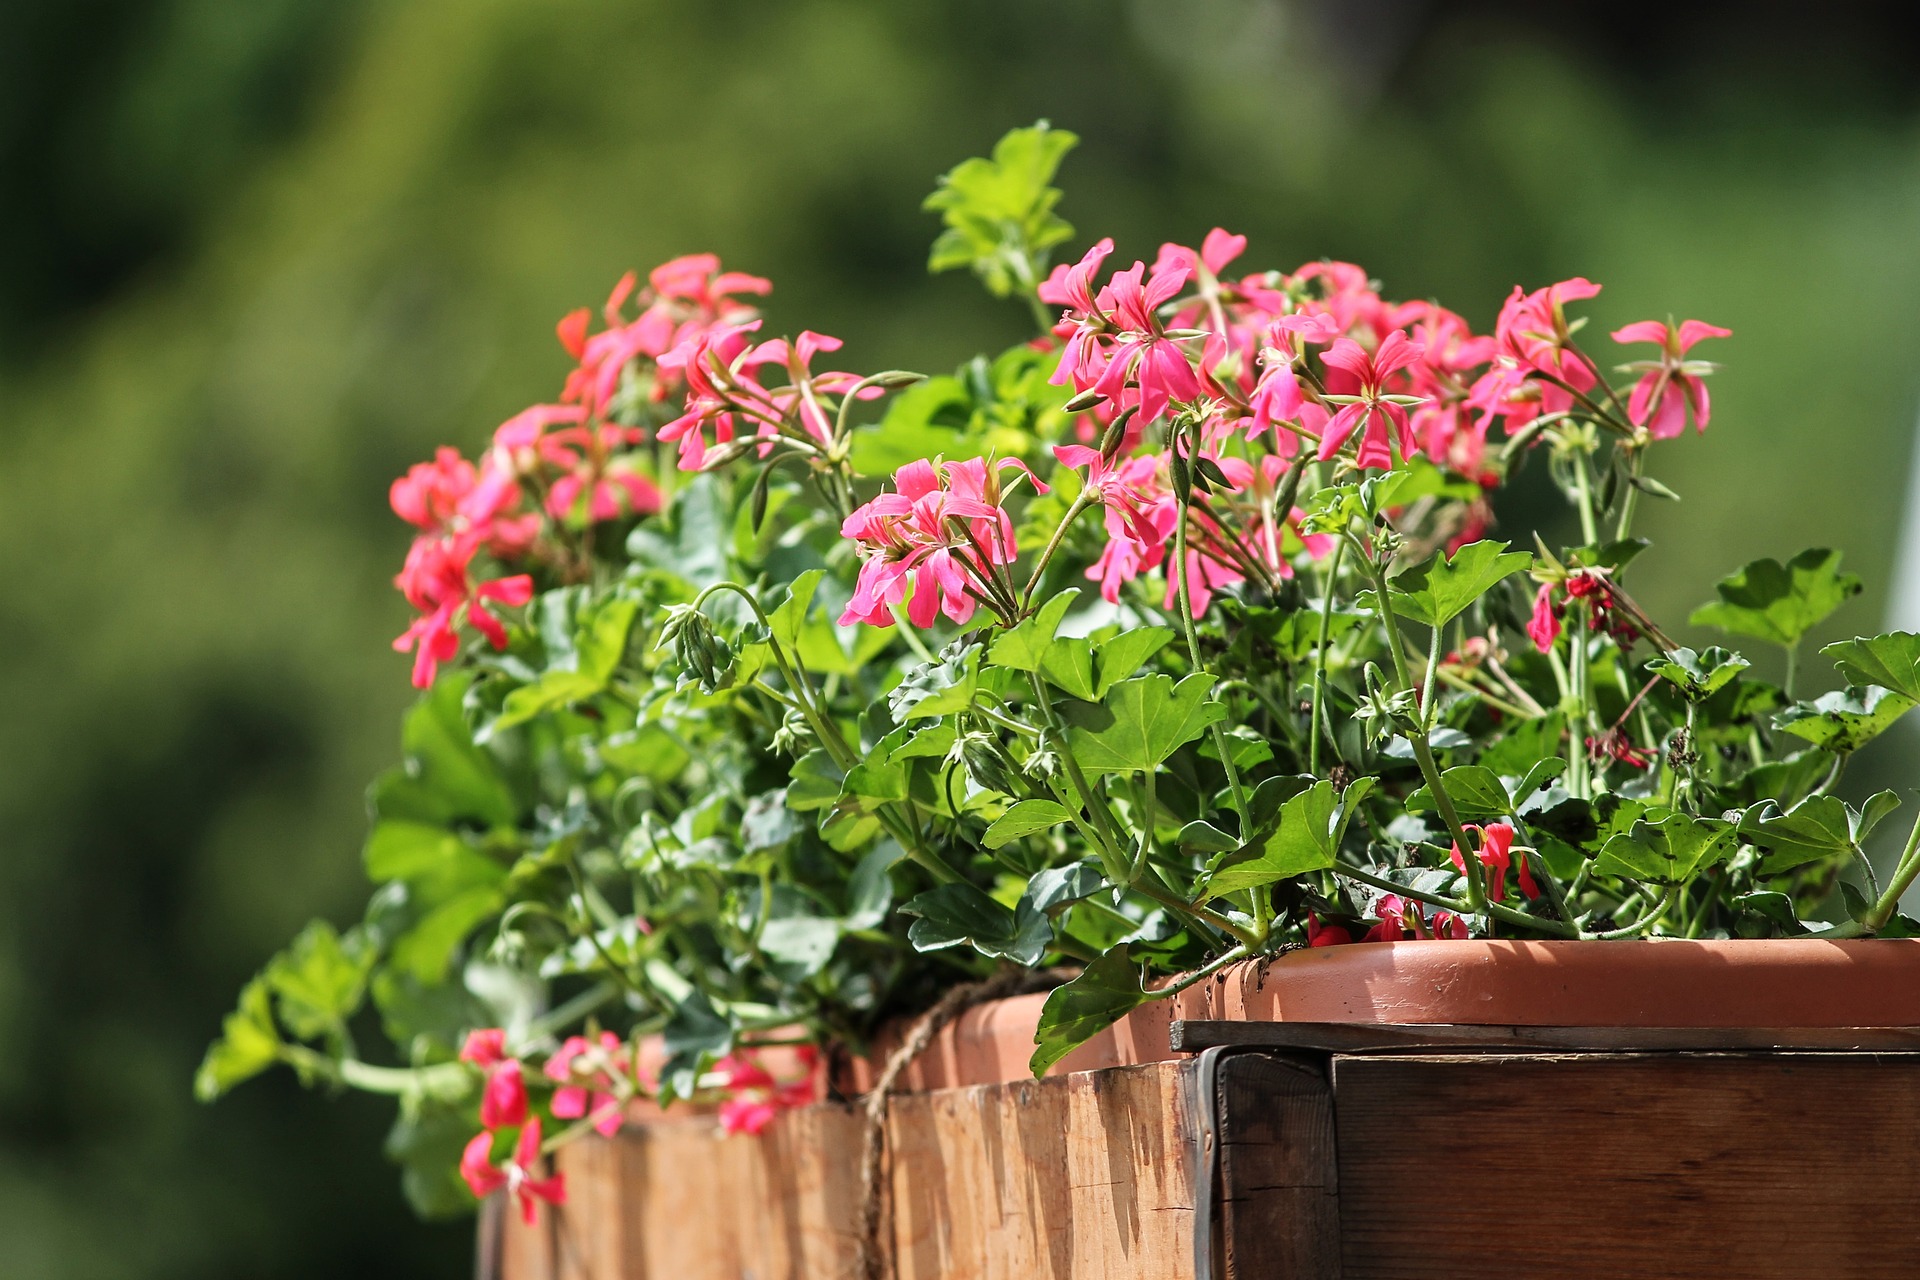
1591,812,1739,884
1030,944,1147,1076
194,978,282,1101
986,590,1078,673
1646,646,1750,702
1738,791,1900,876
1063,673,1227,774
1363,540,1531,628
984,799,1075,848
900,883,1048,965
265,921,375,1043
1690,548,1862,648
1201,778,1377,899
925,122,1079,297
1821,631,1920,702
1406,765,1513,822
1774,685,1917,754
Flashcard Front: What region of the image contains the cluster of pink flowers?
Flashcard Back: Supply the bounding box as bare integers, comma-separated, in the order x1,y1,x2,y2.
709,1047,821,1136
839,457,1042,627
389,255,777,686
1307,893,1469,946
834,228,1731,631
1527,569,1639,654
457,1030,567,1224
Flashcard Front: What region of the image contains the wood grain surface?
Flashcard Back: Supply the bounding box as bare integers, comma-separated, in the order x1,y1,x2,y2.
495,1059,1200,1280
1333,1052,1920,1278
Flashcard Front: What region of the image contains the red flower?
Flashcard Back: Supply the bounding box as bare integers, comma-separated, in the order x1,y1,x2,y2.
479,1057,530,1131
1611,318,1730,439
1449,821,1537,903
459,1029,508,1070
1306,912,1354,947
1526,581,1561,653
461,1119,567,1224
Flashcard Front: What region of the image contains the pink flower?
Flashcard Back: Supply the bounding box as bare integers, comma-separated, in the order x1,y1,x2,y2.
712,1048,819,1137
391,534,535,688
1090,260,1202,423
1611,318,1731,439
461,1119,567,1224
479,1058,529,1131
391,449,541,560
1526,582,1561,653
1053,445,1174,550
1152,227,1247,281
543,1032,630,1138
1361,894,1470,941
1316,330,1426,469
1041,240,1115,395
839,457,1040,629
1247,312,1341,454
559,258,771,417
1494,278,1601,387
658,324,872,472
460,1029,508,1069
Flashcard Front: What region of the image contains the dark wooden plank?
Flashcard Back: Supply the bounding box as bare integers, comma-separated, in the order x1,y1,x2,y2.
1172,1019,1920,1054
1210,1052,1341,1280
1334,1052,1920,1279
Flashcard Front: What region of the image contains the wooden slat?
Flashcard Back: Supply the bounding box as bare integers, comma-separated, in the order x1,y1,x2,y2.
1333,1052,1920,1278
1172,1020,1920,1054
1209,1052,1340,1280
499,1059,1203,1280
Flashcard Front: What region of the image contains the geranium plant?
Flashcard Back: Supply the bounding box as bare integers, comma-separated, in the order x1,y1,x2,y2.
199,123,1920,1219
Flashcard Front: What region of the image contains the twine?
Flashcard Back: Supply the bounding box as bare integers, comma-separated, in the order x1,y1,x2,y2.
854,968,1073,1280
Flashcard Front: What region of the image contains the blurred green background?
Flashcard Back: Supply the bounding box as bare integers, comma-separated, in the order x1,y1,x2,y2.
5,1,1919,1274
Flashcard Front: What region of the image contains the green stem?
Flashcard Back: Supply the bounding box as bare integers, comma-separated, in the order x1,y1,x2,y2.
1614,446,1645,542
1172,473,1251,826
1131,769,1158,885
1028,671,1130,881
1023,492,1094,606
279,1045,470,1099
1864,807,1920,932
1310,540,1349,777
1348,531,1487,915
1590,885,1682,939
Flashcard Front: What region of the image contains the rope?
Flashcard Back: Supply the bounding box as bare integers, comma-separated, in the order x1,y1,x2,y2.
854,968,1074,1280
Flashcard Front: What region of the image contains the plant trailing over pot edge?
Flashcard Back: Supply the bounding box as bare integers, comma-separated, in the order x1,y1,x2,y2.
199,122,1920,1224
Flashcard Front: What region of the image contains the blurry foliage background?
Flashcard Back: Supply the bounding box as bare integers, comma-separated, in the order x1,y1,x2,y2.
4,1,1919,1274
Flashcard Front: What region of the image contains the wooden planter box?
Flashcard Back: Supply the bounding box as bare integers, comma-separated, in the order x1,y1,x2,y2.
482,940,1920,1279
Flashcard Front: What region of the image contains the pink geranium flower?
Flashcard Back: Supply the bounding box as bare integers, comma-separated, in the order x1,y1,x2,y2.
1449,821,1537,903
391,533,535,688
710,1048,820,1137
461,1119,567,1224
459,1028,508,1070
1611,318,1731,439
839,457,1041,628
1316,330,1427,469
543,1032,630,1138
1526,582,1562,653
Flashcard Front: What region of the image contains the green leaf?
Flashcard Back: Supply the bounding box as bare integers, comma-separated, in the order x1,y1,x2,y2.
386,1099,479,1219
758,916,841,978
387,885,504,982
1093,627,1175,697
985,799,1075,848
1821,631,1920,702
1731,891,1810,936
1030,945,1147,1076
1176,819,1240,855
1738,791,1900,876
265,921,375,1042
1407,765,1513,822
1364,540,1530,629
1038,635,1097,701
845,841,905,930
888,648,980,722
1646,646,1750,702
787,750,845,811
1774,685,1917,754
987,590,1077,673
1591,812,1739,884
900,883,1046,963
626,474,731,586
1201,778,1377,899
924,122,1079,297
363,820,504,898
1019,862,1106,916
1690,548,1862,648
1064,673,1227,774
394,675,519,827
659,990,733,1101
195,978,281,1101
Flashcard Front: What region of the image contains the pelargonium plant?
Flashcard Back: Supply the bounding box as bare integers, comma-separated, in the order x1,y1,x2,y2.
199,123,1920,1220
